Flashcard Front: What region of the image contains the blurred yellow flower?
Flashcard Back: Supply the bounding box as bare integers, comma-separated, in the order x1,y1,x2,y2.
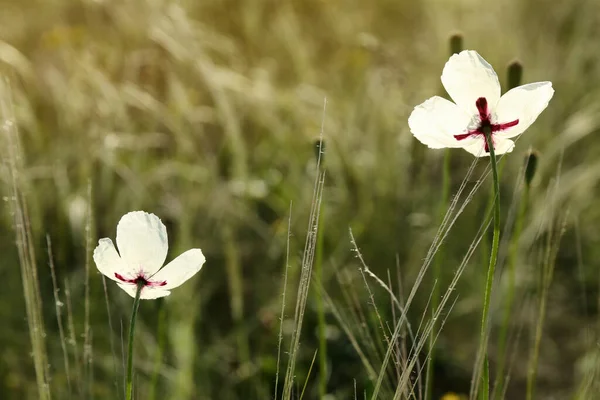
440,392,466,400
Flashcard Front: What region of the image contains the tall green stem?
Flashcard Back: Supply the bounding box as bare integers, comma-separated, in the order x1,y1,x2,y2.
479,128,501,400
315,205,327,398
126,282,144,400
315,138,327,398
426,148,451,400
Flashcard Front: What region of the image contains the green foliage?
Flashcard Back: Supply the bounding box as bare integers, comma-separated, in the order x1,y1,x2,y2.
1,0,600,399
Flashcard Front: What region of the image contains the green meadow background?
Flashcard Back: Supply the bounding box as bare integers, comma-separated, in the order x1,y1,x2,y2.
1,0,600,399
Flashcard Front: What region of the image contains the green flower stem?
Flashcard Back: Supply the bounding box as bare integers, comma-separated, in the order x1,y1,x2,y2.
426,148,451,400
126,281,144,400
479,128,501,400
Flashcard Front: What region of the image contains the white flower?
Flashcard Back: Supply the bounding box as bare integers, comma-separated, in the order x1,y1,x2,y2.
408,50,554,156
93,211,205,299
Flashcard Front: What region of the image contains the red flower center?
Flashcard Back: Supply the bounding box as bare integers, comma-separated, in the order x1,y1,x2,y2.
454,97,519,153
115,272,167,287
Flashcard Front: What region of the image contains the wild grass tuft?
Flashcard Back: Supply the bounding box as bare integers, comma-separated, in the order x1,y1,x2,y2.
2,0,600,398
1,79,51,400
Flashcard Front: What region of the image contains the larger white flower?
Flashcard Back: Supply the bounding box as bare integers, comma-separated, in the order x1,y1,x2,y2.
408,50,554,156
93,211,205,299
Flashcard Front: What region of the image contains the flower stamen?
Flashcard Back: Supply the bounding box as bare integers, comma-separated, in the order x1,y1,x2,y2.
115,272,167,287
453,97,519,153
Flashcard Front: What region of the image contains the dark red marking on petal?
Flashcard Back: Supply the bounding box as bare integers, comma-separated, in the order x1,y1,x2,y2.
454,132,473,141
492,119,519,131
475,97,489,121
146,279,167,287
115,272,136,283
115,272,166,287
454,129,481,141
453,97,520,153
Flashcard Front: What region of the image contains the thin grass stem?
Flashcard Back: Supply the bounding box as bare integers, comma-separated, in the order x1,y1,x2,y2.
315,207,327,398
274,203,293,400
494,181,529,397
526,212,567,400
47,236,72,399
83,180,93,397
64,279,82,395
479,129,501,400
300,350,319,400
314,138,327,397
101,275,120,397
126,282,144,400
426,147,451,400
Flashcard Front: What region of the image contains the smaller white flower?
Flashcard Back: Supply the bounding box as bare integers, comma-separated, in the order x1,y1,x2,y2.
93,211,205,300
408,50,554,156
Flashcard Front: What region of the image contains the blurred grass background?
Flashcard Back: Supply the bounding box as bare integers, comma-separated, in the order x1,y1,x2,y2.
1,0,600,398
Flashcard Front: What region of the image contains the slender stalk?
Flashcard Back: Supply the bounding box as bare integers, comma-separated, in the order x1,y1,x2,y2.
101,276,120,396
493,182,529,397
84,181,93,397
126,282,144,400
274,204,293,400
315,204,327,398
314,138,327,398
526,214,566,400
426,148,451,400
47,235,72,398
2,79,51,400
64,279,82,395
479,128,501,400
222,224,250,367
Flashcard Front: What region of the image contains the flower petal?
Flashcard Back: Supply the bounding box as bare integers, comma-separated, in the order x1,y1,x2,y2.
493,82,554,138
93,238,132,282
117,283,171,300
462,137,515,157
140,288,171,300
116,211,168,276
441,50,501,114
151,249,205,290
408,96,472,149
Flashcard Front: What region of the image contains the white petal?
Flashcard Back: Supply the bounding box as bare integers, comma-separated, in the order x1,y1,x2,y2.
462,139,486,157
441,50,501,114
116,211,168,276
151,249,205,290
93,238,132,282
462,137,515,157
408,96,472,149
117,283,171,300
493,82,554,138
140,288,171,300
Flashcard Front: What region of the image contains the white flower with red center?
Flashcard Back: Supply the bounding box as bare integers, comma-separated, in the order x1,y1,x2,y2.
408,50,554,156
93,211,205,299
